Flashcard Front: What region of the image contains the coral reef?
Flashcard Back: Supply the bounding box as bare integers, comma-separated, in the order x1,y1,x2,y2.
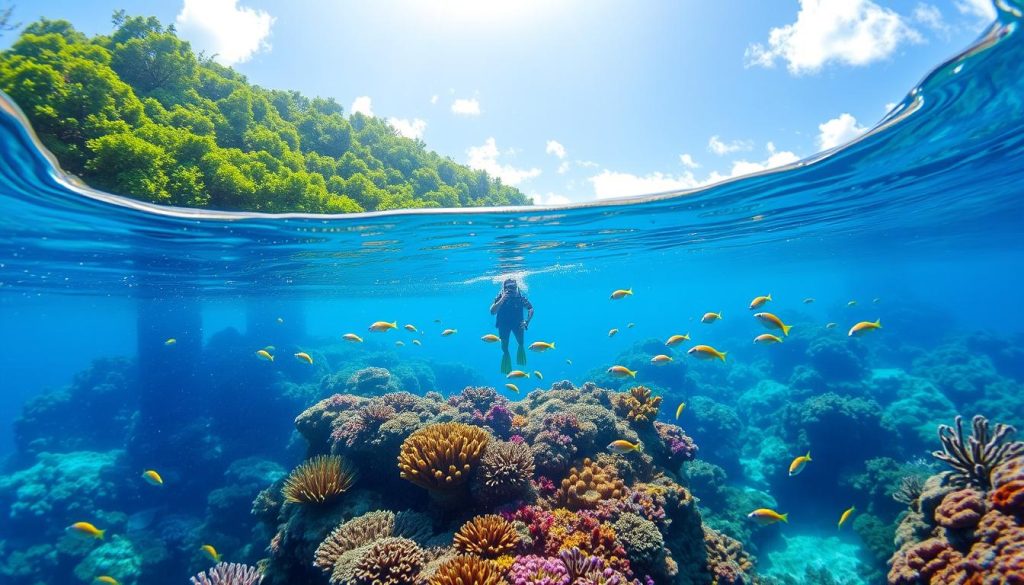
352,537,423,585
453,515,520,558
397,422,491,492
282,454,355,505
614,386,663,425
189,562,263,585
429,555,504,585
932,414,1023,489
554,458,626,511
471,440,536,506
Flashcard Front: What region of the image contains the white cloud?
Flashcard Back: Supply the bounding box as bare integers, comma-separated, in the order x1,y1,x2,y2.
589,171,702,199
884,101,898,113
430,95,439,105
744,0,922,74
955,0,996,21
351,96,374,117
387,117,426,140
176,0,274,66
466,138,541,186
531,192,572,205
818,113,868,149
545,140,567,159
913,3,947,31
679,153,700,169
708,135,753,155
451,98,481,116
557,161,571,174
727,143,801,176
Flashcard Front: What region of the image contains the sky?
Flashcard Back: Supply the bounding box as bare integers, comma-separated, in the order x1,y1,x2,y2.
0,0,999,204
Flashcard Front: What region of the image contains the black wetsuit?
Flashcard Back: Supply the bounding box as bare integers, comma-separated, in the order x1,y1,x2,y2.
494,291,533,337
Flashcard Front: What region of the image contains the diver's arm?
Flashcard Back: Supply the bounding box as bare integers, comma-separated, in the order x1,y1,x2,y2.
489,293,505,315
523,298,534,329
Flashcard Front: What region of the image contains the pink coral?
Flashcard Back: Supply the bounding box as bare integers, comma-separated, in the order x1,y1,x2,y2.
934,488,987,530
990,454,1024,514
888,537,963,585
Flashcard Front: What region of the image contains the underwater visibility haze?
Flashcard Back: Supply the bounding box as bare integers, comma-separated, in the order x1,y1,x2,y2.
1,3,1024,585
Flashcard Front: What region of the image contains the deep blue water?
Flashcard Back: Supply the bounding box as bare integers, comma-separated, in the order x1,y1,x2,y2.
1,4,1023,585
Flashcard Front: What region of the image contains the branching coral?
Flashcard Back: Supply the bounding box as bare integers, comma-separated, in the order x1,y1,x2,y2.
703,527,755,585
427,555,504,585
352,537,423,585
189,562,263,585
932,415,1024,489
282,454,355,505
453,515,520,558
555,458,626,510
615,386,662,425
892,475,927,510
472,440,535,505
314,510,396,573
397,422,491,491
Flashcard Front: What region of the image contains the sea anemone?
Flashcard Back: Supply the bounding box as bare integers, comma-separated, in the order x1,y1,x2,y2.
472,440,535,504
398,422,491,491
453,515,520,558
282,454,355,505
314,510,396,573
933,415,1024,489
427,555,504,585
352,537,424,585
189,562,263,585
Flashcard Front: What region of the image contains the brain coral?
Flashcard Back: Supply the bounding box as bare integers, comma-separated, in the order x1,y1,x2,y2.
990,450,1024,514
352,537,423,585
934,488,986,529
398,422,491,491
554,458,626,510
282,454,355,505
453,515,520,558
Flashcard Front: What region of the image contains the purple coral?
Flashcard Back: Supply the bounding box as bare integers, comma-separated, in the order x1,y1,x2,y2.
485,403,515,439
448,386,506,414
654,422,698,462
189,562,263,585
508,555,570,585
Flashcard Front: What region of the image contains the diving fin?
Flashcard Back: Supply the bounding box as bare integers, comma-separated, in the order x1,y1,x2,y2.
501,352,512,374
516,345,527,366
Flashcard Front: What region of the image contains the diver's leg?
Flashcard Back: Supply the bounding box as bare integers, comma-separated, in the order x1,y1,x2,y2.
499,326,512,374
514,326,527,366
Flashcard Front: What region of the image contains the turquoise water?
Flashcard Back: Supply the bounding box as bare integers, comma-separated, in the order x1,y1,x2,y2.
1,5,1023,585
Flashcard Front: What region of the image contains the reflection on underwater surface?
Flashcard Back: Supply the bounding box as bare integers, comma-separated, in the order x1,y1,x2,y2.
1,4,1024,585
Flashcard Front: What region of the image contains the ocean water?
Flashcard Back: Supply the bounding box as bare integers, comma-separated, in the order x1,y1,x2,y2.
1,5,1023,585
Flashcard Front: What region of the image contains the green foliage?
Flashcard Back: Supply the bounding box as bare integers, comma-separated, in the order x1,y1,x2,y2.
0,13,530,213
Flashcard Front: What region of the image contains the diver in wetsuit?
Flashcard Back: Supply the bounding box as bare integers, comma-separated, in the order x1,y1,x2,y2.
490,278,534,374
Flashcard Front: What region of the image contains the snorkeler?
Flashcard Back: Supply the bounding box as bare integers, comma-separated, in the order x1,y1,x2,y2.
490,278,534,374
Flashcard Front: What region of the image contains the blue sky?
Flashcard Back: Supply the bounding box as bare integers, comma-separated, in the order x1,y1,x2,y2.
2,0,997,204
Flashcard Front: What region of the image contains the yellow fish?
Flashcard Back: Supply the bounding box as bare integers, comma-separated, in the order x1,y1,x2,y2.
754,312,793,336
255,349,273,362
665,334,690,347
749,294,772,310
69,522,105,539
412,339,422,346
142,470,163,486
754,334,783,344
507,370,530,379
627,322,636,328
369,321,398,332
95,577,119,585
343,333,364,343
441,329,458,336
803,298,815,304
848,319,882,337
608,328,619,337
675,402,686,419
838,506,855,529
701,311,723,324
395,341,405,347
481,334,500,343
650,354,673,365
529,341,555,352
789,451,811,476
607,439,642,454
200,544,221,563
688,345,727,362
533,370,543,380
164,338,177,346
610,288,633,300
607,365,637,378
404,324,417,332
294,352,313,364
847,300,857,307
748,508,788,525
826,322,837,329
504,383,520,394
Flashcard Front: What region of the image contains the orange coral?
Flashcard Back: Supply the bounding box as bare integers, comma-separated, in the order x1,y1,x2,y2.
427,555,504,585
453,515,520,558
555,458,626,510
616,386,662,424
398,423,491,491
990,455,1024,514
282,454,355,505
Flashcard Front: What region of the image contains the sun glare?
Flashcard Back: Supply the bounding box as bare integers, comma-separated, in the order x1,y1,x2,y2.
410,0,555,29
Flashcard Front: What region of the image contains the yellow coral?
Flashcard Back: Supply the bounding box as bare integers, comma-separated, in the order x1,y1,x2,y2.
618,385,662,424
555,458,626,510
282,454,355,505
452,515,519,558
427,555,504,585
398,423,491,491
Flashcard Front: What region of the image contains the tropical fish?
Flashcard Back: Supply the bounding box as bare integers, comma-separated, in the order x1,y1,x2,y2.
566,359,573,365
69,522,105,539
262,346,276,352
608,328,619,337
507,370,530,379
395,341,405,347
838,506,856,529
825,322,837,329
481,334,500,343
294,352,313,364
701,311,723,323
141,470,163,486
803,298,815,304
749,294,772,310
754,334,783,344
533,370,543,380
164,338,176,346
504,383,520,394
627,322,636,328
529,341,555,352
610,288,633,300
688,345,727,362
675,402,686,419
665,334,690,347
748,508,788,525
95,577,119,585
754,312,793,336
441,329,457,336
343,333,364,343
412,339,422,346
650,354,673,365
848,319,882,337
873,297,881,303
276,317,284,324
789,452,811,476
847,300,857,307
255,349,274,362
369,321,398,332
607,365,637,378
200,544,221,563
404,324,417,332
607,439,642,454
